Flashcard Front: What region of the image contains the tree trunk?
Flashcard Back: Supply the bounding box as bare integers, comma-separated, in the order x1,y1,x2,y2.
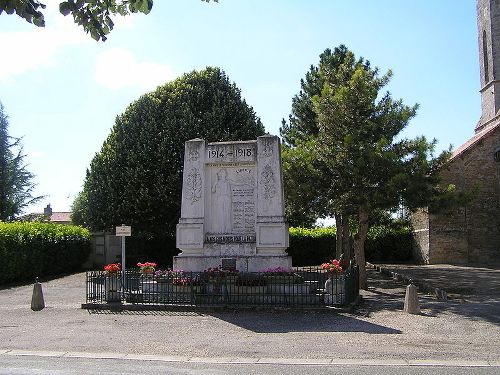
354,207,369,290
334,212,342,259
342,214,351,263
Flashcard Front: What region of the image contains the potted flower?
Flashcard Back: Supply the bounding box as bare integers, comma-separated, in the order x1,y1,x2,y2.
137,262,157,299
321,259,343,280
137,261,157,275
321,259,345,304
103,263,121,302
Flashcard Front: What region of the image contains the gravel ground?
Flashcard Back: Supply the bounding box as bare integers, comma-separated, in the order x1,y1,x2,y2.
0,268,498,362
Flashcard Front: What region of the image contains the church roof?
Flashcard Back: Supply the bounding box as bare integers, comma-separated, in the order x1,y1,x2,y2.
450,122,500,161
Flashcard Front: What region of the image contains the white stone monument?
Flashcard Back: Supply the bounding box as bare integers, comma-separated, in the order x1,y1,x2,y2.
174,135,291,272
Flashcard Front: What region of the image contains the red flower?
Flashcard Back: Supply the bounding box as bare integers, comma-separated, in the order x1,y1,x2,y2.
321,259,343,274
104,263,121,274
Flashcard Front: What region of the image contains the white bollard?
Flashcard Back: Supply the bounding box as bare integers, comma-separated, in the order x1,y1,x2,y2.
403,282,421,315
31,278,45,311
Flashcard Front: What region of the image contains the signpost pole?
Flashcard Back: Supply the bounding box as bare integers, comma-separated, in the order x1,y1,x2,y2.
116,224,132,299
121,232,126,295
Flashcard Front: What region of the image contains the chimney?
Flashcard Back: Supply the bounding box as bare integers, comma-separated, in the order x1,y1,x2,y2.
43,204,52,216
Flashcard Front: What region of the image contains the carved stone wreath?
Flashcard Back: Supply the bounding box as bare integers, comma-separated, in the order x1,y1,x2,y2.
186,168,202,204
260,164,276,201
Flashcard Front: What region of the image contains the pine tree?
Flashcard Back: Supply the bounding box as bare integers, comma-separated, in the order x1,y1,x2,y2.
281,47,451,289
0,102,42,221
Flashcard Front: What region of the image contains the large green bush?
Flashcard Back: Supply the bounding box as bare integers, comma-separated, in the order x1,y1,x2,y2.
0,222,91,284
287,227,336,266
73,67,265,237
288,225,412,266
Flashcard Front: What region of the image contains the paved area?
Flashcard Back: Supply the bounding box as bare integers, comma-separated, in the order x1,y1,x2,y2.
0,266,498,364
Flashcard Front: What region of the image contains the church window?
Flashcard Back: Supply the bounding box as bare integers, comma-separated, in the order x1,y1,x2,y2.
483,30,490,82
494,149,500,162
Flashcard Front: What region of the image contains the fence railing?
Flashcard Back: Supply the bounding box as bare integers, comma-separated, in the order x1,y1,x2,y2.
85,266,359,308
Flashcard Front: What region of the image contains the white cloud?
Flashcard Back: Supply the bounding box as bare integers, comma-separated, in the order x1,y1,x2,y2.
0,4,89,83
94,48,176,91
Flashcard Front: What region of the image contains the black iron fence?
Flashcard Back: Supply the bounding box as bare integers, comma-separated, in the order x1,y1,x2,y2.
85,266,359,308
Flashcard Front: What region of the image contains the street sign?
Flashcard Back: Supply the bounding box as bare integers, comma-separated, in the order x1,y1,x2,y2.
116,225,131,237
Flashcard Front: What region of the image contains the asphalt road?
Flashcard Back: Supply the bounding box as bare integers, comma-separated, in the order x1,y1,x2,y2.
0,354,498,375
0,268,498,369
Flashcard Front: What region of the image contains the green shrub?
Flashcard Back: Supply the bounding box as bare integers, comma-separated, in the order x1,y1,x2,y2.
287,225,412,266
0,222,91,284
287,227,336,266
364,225,412,262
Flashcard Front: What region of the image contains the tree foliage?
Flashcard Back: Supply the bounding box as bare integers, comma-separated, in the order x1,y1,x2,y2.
0,102,42,221
0,0,217,41
72,67,265,239
281,46,451,288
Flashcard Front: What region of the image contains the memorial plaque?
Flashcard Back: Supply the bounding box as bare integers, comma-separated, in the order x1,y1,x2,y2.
221,258,237,271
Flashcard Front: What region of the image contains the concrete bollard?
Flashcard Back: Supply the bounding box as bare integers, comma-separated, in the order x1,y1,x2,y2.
434,288,448,301
31,277,45,311
403,282,421,315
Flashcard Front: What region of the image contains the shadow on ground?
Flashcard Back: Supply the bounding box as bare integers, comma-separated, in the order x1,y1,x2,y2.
208,310,402,334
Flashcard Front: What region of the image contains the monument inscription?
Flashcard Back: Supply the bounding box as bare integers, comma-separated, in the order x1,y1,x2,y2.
206,142,256,163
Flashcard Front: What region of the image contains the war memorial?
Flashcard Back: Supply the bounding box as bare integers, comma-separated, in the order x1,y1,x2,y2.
174,135,291,273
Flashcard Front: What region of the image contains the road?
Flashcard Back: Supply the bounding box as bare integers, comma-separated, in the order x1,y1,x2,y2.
0,353,498,375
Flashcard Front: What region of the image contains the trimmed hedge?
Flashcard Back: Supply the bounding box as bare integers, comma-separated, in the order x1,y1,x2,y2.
0,222,91,284
126,232,179,268
364,225,412,262
287,227,336,266
287,225,412,266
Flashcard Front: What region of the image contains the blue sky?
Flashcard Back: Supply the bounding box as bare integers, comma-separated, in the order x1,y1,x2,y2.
0,0,479,213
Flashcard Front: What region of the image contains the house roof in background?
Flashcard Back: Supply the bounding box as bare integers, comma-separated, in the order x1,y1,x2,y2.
50,212,72,223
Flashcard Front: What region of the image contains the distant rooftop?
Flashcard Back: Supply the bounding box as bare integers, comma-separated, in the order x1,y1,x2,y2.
50,212,72,223
42,204,72,224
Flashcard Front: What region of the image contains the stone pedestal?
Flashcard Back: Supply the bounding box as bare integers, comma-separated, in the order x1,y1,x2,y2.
174,136,291,272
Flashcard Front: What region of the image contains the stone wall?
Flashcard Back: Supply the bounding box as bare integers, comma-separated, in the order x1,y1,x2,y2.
426,126,500,264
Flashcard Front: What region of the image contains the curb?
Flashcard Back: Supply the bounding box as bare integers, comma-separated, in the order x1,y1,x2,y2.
0,349,498,367
366,262,449,301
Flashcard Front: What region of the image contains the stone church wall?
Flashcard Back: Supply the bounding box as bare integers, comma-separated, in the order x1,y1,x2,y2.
425,127,500,264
